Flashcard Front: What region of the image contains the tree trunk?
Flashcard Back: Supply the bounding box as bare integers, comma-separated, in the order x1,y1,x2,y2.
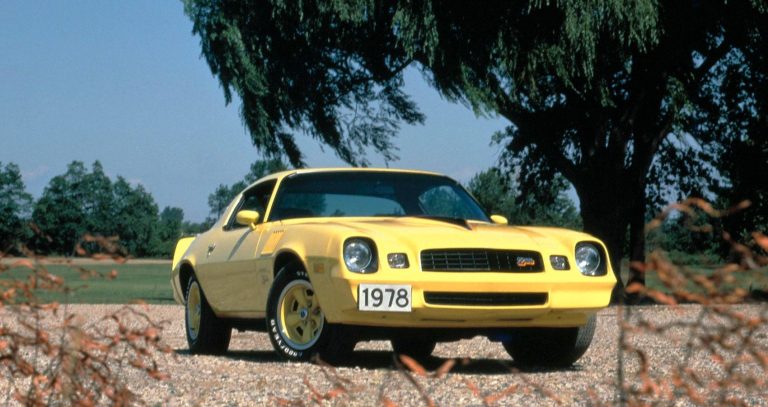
576,180,631,303
627,189,647,288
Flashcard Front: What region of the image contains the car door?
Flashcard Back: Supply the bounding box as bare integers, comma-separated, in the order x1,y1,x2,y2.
195,179,277,315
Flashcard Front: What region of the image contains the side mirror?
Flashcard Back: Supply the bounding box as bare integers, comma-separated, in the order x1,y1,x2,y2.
490,215,508,225
236,210,260,229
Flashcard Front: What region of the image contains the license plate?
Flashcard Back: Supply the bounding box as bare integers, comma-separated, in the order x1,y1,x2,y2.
358,284,412,312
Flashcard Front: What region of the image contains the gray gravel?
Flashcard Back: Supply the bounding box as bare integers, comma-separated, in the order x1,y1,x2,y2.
2,303,767,406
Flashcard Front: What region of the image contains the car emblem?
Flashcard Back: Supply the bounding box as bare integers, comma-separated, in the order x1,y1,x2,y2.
516,257,536,267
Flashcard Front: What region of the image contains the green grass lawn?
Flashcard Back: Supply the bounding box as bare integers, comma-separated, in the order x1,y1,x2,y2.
0,262,175,304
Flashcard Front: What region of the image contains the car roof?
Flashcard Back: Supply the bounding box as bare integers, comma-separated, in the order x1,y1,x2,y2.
251,167,444,186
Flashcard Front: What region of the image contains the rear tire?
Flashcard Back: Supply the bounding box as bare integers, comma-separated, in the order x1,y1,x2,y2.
185,276,231,354
502,314,596,368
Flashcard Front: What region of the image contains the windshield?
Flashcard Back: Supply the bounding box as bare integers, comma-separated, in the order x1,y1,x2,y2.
269,172,490,222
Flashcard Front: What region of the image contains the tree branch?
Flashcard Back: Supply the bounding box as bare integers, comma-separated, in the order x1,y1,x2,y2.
690,39,731,88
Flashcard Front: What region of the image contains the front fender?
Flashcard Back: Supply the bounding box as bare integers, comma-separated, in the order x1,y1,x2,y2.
170,236,196,304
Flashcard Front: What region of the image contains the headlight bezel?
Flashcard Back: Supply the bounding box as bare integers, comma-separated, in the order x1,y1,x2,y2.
575,242,607,276
343,237,378,274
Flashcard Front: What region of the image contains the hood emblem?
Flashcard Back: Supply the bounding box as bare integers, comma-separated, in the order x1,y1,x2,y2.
516,257,536,268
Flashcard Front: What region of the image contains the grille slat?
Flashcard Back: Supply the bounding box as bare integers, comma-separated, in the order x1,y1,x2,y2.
424,292,548,306
421,249,544,272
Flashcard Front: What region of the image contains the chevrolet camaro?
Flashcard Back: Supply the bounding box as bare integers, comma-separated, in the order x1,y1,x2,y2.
170,168,615,366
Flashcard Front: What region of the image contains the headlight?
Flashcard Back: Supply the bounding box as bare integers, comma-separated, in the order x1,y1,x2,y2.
343,238,377,273
575,243,602,276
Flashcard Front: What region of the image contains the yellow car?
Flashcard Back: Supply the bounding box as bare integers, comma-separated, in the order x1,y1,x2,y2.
171,168,615,366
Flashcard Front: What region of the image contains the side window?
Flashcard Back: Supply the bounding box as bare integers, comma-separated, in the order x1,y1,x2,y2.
225,180,276,229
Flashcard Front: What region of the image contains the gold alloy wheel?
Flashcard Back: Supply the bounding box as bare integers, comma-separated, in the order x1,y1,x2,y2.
186,281,202,341
277,279,324,350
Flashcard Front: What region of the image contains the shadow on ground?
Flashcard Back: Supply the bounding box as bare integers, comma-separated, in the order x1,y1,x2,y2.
173,348,584,375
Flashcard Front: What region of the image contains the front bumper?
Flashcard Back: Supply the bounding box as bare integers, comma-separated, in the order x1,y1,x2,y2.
310,260,615,329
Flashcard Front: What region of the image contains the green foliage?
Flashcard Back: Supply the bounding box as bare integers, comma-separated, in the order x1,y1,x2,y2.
0,162,33,253
183,0,425,166
646,210,724,265
112,177,160,257
32,161,91,255
154,206,185,257
181,220,211,236
467,168,581,229
715,39,768,243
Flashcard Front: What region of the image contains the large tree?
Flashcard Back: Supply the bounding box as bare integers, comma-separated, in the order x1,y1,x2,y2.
0,162,33,253
32,161,92,255
112,177,159,257
184,1,768,294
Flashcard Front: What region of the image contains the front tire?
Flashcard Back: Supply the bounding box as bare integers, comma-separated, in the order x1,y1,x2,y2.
185,276,231,354
502,314,597,368
266,263,353,363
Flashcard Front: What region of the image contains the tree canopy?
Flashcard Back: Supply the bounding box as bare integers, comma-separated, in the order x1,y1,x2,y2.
0,162,33,254
185,0,768,294
30,161,167,257
183,0,424,166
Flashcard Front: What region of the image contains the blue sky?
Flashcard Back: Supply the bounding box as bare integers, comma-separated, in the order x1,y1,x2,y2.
0,1,508,222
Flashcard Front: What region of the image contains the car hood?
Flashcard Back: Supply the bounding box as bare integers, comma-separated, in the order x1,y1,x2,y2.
288,217,589,254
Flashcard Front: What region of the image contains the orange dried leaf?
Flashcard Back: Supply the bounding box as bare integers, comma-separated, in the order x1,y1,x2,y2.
381,396,398,407
434,359,455,378
463,378,481,397
753,232,768,251
626,282,645,294
148,370,169,381
646,219,663,231
144,327,159,340
325,386,346,399
485,384,519,404
399,354,427,377
648,291,677,305
10,259,34,270
629,261,646,273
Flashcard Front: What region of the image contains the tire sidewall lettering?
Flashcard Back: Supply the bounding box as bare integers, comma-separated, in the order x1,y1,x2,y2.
267,267,313,360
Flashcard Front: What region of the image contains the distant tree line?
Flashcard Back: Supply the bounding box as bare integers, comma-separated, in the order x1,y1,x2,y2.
0,161,209,258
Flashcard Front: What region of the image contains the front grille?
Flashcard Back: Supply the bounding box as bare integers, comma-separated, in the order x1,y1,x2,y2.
420,249,544,272
424,292,548,306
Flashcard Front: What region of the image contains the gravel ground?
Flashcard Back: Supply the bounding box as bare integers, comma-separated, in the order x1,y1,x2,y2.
1,303,767,406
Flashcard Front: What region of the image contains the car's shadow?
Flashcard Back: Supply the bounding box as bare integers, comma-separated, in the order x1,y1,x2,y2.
173,348,584,375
